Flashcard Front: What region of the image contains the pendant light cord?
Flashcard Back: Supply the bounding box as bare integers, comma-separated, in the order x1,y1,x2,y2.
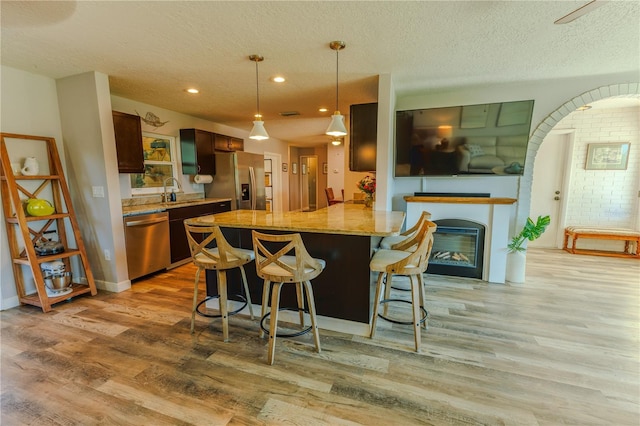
335,48,339,112
255,59,260,118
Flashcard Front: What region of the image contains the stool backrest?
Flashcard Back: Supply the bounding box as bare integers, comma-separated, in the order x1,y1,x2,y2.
387,220,437,275
252,231,323,282
184,222,250,269
402,211,432,236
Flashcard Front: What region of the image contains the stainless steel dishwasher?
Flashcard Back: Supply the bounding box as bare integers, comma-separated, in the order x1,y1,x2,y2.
124,211,170,280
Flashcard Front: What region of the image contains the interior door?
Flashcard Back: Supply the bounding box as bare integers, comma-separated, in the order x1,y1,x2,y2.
529,131,571,248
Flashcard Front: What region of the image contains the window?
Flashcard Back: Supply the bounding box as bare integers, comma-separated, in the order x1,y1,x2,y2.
130,132,179,195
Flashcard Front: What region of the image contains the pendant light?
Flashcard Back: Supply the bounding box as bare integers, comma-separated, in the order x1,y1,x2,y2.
326,41,347,137
249,54,269,140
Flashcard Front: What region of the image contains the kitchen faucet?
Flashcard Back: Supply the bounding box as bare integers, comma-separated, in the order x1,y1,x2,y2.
163,177,182,202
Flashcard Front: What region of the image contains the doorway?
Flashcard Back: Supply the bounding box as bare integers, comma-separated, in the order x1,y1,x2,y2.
300,155,318,211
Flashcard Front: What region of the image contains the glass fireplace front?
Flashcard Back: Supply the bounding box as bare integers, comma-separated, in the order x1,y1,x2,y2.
427,219,485,279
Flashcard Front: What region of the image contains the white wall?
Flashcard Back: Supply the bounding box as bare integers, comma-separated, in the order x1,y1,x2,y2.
57,72,130,293
327,142,346,199
0,66,66,309
561,106,639,228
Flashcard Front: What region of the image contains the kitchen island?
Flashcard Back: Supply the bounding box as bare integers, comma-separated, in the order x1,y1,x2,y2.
186,204,405,329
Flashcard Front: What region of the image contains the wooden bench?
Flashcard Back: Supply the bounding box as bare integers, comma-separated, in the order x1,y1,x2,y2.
563,227,640,259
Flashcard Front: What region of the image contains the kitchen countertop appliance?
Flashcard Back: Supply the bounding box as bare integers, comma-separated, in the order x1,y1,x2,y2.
204,152,266,210
124,211,170,280
41,260,72,296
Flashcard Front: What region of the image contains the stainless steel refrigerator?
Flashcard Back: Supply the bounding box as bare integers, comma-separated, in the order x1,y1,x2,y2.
204,151,266,210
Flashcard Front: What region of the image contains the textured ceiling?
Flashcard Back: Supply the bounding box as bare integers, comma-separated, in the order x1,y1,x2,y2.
2,1,639,145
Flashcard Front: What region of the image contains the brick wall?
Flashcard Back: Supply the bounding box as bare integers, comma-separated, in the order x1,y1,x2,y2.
559,106,639,251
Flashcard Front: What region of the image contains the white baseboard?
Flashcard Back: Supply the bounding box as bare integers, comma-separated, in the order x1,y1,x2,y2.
93,278,131,293
1,295,20,311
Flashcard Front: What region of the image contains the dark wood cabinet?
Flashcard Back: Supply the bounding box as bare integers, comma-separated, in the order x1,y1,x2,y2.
349,102,378,172
214,133,244,152
180,129,216,175
112,111,144,173
168,201,232,264
181,129,244,175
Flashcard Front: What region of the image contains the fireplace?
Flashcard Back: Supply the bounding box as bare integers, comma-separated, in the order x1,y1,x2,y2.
406,192,516,283
427,219,485,279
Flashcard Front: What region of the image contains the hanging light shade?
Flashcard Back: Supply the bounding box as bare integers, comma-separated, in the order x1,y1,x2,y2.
249,54,269,140
326,41,347,137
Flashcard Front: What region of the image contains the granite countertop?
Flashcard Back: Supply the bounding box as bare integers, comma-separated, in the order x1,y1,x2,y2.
185,203,406,237
122,198,232,217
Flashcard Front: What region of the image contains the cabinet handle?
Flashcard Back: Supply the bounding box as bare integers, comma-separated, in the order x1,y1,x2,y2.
126,217,168,227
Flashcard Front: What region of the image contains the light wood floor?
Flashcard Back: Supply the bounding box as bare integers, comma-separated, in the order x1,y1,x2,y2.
1,249,638,425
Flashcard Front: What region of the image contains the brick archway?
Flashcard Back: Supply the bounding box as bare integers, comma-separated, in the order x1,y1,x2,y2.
516,83,640,228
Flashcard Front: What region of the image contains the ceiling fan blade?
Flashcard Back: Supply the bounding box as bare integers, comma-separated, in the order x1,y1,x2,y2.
554,0,608,24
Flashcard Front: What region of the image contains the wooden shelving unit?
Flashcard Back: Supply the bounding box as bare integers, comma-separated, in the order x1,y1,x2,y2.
0,133,97,312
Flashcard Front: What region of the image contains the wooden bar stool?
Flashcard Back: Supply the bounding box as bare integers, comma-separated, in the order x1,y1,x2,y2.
184,222,254,341
379,211,431,250
379,210,432,297
251,231,325,365
369,220,437,351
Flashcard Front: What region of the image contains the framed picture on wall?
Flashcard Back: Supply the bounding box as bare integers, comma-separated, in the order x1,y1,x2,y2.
585,142,630,170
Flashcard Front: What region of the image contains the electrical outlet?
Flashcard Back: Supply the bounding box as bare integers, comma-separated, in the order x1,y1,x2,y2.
104,249,111,261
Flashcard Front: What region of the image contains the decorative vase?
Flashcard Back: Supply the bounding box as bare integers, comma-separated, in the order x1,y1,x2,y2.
25,198,55,216
364,194,373,208
21,157,39,176
506,251,526,283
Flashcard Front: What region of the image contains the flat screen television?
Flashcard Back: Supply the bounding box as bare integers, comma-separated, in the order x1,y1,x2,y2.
394,100,534,177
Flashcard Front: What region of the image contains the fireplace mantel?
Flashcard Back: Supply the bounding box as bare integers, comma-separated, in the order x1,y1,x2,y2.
405,195,517,284
404,196,516,205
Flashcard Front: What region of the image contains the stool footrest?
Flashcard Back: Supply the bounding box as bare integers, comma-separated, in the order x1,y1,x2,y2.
260,308,313,338
196,294,248,318
378,298,428,325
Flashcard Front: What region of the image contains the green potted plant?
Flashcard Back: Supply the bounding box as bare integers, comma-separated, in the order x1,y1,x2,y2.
506,215,550,283
507,215,551,253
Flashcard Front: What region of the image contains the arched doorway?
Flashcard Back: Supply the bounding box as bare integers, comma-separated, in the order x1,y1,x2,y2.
516,83,640,230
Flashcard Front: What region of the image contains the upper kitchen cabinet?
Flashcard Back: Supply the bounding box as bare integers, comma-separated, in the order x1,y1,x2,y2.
214,133,244,152
349,102,378,172
180,128,216,175
112,111,144,173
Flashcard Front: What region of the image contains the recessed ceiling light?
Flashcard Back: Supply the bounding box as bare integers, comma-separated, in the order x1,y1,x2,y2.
272,76,285,83
186,88,199,94
319,108,328,113
576,105,592,111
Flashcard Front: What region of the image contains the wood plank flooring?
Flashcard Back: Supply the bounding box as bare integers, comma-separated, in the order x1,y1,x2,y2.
1,248,638,425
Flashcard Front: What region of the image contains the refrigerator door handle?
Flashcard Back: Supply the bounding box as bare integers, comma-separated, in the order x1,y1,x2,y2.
249,166,256,210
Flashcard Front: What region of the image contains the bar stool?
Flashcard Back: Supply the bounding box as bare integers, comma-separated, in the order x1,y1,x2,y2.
184,222,255,341
379,211,431,250
251,231,325,365
369,220,437,351
379,210,432,297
